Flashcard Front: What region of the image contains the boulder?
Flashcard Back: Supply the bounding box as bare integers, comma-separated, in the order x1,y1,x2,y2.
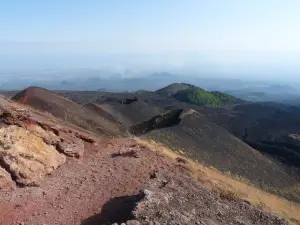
26,124,61,145
56,135,84,158
0,125,66,186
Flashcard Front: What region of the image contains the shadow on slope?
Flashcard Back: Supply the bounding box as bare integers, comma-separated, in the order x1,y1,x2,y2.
245,140,300,169
89,100,165,127
81,193,144,225
197,102,300,170
84,103,124,127
130,108,300,200
130,109,182,136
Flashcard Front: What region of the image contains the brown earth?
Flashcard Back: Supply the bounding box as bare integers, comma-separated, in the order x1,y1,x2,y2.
0,88,294,225
0,136,176,225
45,89,300,202
0,133,290,225
12,86,126,136
0,97,97,185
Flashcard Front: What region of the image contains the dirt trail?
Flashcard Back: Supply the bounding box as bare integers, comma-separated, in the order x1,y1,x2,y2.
0,137,176,225
0,136,289,225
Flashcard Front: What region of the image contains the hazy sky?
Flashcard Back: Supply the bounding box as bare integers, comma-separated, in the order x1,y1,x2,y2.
0,0,300,76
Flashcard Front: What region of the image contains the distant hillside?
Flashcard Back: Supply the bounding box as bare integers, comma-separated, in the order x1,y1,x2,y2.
223,84,300,104
167,84,243,107
155,83,190,96
12,86,126,136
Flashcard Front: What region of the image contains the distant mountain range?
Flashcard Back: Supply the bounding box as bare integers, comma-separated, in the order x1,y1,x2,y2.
224,84,300,103
1,70,300,105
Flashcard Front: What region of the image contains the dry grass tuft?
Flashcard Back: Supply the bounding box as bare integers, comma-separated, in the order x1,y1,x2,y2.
216,187,241,201
180,109,198,118
135,137,300,225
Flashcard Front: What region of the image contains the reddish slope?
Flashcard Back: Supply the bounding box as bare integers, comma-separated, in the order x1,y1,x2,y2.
12,86,126,136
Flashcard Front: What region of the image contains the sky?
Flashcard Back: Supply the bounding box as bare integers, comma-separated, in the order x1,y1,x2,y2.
0,0,300,78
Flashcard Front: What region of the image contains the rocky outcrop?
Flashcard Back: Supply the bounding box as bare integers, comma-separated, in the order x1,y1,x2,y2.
29,124,85,158
127,174,288,225
0,167,15,190
56,134,84,158
0,125,66,186
26,123,61,145
0,97,96,187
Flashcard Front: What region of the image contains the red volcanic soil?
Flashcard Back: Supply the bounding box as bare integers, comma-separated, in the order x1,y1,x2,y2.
0,137,177,225
0,135,287,225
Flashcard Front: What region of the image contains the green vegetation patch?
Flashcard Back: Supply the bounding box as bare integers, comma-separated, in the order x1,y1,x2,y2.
174,84,242,107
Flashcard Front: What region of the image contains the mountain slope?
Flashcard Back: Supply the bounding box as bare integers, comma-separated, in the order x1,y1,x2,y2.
198,103,300,162
0,87,299,224
27,86,300,202
85,99,165,127
130,108,300,194
12,86,126,136
155,83,190,96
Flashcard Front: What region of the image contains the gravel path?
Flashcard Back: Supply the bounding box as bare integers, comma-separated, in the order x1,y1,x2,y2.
0,137,174,225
